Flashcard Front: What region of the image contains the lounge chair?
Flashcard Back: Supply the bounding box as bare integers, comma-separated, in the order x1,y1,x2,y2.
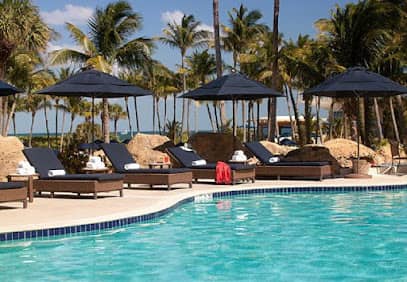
23,148,124,199
244,142,333,180
166,147,255,185
100,143,193,190
0,182,27,208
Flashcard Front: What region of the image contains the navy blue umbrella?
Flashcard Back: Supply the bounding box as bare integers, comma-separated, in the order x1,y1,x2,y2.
0,80,22,95
181,72,283,137
304,67,407,177
37,69,152,145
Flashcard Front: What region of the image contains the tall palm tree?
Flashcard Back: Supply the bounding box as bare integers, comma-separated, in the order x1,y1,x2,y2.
160,14,209,133
0,0,53,136
25,94,51,147
109,103,127,139
186,49,217,131
50,1,153,143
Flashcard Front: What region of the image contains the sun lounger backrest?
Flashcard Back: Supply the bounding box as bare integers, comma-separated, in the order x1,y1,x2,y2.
23,148,65,178
101,143,135,172
244,142,275,164
167,147,202,167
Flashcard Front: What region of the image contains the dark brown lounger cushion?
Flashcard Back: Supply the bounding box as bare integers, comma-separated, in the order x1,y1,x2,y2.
0,182,25,189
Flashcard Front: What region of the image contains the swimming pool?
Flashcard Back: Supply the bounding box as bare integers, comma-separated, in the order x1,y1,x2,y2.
0,190,406,281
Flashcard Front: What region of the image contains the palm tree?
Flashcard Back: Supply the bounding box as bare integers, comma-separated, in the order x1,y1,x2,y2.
160,14,209,133
109,103,127,139
50,1,153,143
0,0,53,136
186,49,217,131
25,94,51,147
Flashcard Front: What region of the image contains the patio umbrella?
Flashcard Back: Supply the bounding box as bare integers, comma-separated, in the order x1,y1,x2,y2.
0,80,23,95
36,69,152,145
303,67,407,177
181,72,283,138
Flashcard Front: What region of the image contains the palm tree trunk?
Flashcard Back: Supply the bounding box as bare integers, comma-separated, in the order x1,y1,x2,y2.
102,98,110,143
390,97,400,143
181,53,187,133
156,98,162,135
194,101,198,133
206,103,216,132
114,120,118,139
247,102,252,142
173,93,177,142
125,97,133,137
283,85,295,139
12,113,16,136
29,112,36,147
329,100,334,140
268,0,280,142
373,98,383,141
59,109,66,152
242,101,246,142
288,85,303,145
134,97,140,133
304,96,312,144
4,98,16,136
316,97,322,144
67,115,75,147
164,96,167,131
251,101,256,141
2,96,8,136
152,96,156,133
43,101,50,148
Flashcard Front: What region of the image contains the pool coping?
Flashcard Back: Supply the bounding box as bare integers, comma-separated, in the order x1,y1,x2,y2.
1,183,406,242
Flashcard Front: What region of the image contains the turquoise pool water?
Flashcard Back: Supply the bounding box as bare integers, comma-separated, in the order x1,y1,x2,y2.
0,190,406,281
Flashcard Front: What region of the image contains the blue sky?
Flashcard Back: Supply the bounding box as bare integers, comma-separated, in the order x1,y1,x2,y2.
18,0,355,134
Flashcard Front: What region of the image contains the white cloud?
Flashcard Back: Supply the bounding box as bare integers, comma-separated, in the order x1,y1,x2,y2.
161,10,214,33
41,4,93,26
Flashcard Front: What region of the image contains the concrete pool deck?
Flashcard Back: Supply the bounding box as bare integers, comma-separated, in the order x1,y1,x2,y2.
0,175,406,234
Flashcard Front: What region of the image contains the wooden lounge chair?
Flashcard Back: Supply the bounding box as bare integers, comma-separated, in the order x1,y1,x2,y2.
0,182,27,208
23,148,124,199
101,143,193,190
244,142,333,181
166,147,255,185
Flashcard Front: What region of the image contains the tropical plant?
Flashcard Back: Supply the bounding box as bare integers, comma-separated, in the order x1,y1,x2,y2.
50,0,153,143
109,103,127,139
160,14,209,133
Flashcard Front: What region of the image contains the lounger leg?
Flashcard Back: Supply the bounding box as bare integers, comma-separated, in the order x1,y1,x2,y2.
50,192,54,198
77,193,81,197
252,177,255,183
23,199,27,209
189,182,193,188
119,190,123,197
93,193,97,199
277,175,281,181
167,184,171,191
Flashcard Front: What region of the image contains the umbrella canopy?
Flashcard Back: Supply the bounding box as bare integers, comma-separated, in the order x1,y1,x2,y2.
180,72,283,100
37,69,152,98
303,67,407,98
0,80,23,96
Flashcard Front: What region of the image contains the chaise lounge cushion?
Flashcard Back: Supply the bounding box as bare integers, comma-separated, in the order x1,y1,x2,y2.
40,174,123,181
244,142,330,166
167,147,255,170
101,143,192,174
23,147,124,180
0,182,25,190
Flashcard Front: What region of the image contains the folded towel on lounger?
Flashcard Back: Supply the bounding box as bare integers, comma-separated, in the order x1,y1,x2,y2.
192,159,207,166
268,157,280,163
48,169,66,177
124,163,140,170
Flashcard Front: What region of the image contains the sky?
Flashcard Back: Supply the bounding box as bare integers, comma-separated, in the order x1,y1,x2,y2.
16,0,356,135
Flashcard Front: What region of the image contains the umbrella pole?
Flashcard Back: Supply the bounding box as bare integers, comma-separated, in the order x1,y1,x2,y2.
233,99,237,150
92,96,95,155
356,95,360,174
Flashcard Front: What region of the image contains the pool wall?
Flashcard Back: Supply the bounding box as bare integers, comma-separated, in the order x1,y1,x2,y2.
1,184,406,242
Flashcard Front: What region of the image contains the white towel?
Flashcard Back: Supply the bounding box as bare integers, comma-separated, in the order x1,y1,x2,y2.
86,162,106,169
124,163,140,170
18,160,31,169
180,145,193,152
268,157,280,163
192,159,207,166
232,155,247,161
89,156,102,163
16,167,35,175
48,169,66,177
233,150,245,156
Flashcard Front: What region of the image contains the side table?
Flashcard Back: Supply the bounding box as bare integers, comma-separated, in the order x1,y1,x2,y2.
7,173,39,203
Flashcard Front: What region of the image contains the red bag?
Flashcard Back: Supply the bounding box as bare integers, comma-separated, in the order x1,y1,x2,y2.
216,161,232,184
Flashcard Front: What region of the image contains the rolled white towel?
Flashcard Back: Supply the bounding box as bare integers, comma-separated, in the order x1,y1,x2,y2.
16,166,36,175
18,160,31,169
25,166,35,175
48,169,66,177
268,157,280,163
89,156,102,163
233,150,245,156
192,159,207,166
232,155,247,162
124,163,140,170
86,161,106,169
